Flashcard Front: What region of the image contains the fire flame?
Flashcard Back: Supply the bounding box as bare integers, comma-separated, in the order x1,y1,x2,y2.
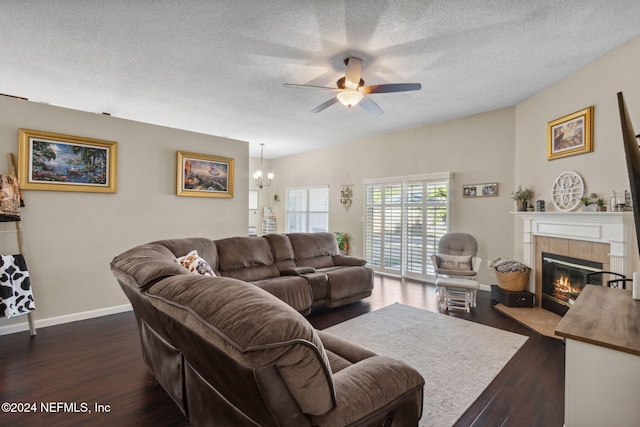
554,276,581,294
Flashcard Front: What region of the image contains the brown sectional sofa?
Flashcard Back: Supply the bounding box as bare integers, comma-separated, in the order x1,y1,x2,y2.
111,233,424,425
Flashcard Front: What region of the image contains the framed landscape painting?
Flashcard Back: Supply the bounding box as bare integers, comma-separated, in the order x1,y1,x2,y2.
18,129,117,193
177,151,234,198
547,106,594,160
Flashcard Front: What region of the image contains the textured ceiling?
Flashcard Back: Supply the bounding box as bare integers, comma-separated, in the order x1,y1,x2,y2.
2,1,640,159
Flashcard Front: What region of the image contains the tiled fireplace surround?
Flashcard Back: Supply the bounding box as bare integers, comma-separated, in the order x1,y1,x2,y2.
515,212,634,307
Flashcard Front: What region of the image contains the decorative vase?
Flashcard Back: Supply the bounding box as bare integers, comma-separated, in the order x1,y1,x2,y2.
596,205,607,212
516,200,528,211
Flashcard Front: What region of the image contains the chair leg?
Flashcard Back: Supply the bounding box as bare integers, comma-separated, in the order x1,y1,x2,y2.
435,276,478,312
436,285,446,311
441,288,471,312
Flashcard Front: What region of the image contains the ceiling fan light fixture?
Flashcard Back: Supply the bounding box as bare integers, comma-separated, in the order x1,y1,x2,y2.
337,89,363,108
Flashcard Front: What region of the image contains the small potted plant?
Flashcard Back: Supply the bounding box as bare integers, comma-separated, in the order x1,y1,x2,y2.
596,197,607,212
511,186,533,211
580,193,600,212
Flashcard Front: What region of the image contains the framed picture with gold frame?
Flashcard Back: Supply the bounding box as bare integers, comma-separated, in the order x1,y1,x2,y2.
177,150,234,198
547,106,594,160
18,129,117,193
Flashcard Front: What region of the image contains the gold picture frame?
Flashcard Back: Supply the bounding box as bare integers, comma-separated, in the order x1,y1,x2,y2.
547,106,594,160
18,129,117,193
177,151,234,198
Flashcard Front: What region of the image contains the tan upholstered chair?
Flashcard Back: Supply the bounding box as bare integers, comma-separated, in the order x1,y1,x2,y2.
430,232,482,312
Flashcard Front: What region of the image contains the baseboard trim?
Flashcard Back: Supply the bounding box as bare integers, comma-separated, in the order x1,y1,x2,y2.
374,272,491,292
0,304,133,336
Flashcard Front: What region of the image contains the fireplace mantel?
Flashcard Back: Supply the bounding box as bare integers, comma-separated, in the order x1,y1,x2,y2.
514,211,634,295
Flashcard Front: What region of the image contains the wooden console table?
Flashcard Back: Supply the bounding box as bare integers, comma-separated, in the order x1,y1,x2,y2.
555,285,640,426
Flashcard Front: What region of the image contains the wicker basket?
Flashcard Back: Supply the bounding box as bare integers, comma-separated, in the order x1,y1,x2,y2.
495,268,530,292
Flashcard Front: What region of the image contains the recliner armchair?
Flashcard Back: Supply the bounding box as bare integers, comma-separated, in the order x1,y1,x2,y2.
430,232,482,312
430,232,482,279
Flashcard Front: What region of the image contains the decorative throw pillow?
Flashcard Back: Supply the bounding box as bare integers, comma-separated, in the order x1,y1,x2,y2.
438,254,472,271
176,250,215,276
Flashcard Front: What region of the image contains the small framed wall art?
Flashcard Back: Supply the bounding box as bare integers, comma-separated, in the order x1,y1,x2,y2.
547,106,594,160
177,151,234,198
18,128,117,193
463,183,498,198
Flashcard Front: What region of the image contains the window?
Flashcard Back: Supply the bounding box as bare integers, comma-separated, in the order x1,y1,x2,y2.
286,186,329,233
364,173,450,281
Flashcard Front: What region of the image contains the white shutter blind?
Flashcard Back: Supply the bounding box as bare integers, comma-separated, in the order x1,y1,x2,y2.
365,185,383,266
384,185,402,271
425,180,448,275
364,174,449,280
404,182,424,274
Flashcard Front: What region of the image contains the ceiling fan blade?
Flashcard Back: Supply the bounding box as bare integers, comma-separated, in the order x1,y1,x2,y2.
311,97,339,113
359,96,383,115
361,83,421,94
344,57,363,90
284,83,340,91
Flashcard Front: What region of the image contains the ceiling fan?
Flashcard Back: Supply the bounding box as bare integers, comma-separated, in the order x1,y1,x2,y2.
284,57,421,115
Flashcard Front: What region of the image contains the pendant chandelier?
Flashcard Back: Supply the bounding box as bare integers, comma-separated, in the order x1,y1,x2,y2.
253,143,273,189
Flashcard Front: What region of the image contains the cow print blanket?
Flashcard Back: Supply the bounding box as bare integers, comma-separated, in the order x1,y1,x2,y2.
0,254,35,318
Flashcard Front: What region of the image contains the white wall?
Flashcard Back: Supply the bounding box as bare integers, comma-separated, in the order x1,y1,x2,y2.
270,107,516,286
0,97,248,331
514,35,640,270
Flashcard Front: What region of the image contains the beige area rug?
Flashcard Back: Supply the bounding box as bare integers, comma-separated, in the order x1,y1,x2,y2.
493,303,563,340
324,303,528,427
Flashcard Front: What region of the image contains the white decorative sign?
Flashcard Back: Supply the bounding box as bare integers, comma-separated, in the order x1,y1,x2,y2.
551,171,584,211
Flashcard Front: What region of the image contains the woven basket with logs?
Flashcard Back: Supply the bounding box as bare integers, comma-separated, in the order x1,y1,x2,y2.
493,259,531,292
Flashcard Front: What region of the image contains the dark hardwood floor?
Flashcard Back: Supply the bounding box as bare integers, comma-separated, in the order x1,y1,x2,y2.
0,275,564,426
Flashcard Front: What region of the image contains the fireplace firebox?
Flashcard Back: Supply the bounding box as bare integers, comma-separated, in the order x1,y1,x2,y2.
541,252,603,316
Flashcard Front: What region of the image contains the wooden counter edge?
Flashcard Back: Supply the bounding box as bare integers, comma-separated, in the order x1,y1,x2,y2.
555,286,640,357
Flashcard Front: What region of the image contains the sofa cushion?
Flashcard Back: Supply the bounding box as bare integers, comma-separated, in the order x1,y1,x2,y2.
215,236,280,281
332,254,367,267
264,233,296,271
317,331,377,373
295,255,335,270
147,275,335,416
251,276,313,313
287,232,338,269
310,356,424,426
110,243,190,291
322,267,373,302
156,237,219,271
287,232,338,259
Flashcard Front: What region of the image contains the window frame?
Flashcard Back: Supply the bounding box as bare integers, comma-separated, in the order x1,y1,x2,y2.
285,185,330,233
